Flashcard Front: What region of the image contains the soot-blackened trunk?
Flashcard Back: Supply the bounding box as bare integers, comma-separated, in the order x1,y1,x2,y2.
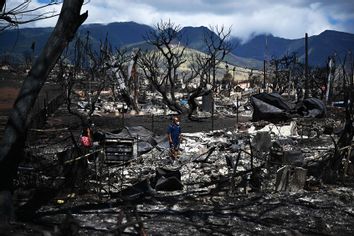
0,0,87,222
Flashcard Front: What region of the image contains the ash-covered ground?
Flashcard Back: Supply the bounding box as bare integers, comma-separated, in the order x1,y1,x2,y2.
3,101,353,236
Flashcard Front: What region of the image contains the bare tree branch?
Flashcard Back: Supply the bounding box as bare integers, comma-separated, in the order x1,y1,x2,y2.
140,20,187,114
0,0,62,31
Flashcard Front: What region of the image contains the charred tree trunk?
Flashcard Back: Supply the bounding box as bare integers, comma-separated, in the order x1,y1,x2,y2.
113,62,140,113
326,58,354,183
131,53,140,112
328,100,353,183
159,88,184,114
0,0,5,12
121,90,140,112
0,0,87,221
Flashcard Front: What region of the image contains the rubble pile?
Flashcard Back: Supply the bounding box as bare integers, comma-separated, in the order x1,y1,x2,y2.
4,88,352,235
12,115,354,235
250,92,327,122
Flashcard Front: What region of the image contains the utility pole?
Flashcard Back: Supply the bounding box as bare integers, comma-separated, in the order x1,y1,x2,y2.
263,35,268,91
263,59,266,90
212,56,217,92
211,56,216,131
275,60,279,92
304,33,309,98
350,50,354,112
349,50,353,89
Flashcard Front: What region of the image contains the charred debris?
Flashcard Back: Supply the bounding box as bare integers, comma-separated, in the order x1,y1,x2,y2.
10,86,354,235
2,28,354,235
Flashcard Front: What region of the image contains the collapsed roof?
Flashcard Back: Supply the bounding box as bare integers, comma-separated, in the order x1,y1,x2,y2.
250,93,326,122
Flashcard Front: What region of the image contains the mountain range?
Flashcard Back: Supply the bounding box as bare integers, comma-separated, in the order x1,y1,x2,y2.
1,21,354,69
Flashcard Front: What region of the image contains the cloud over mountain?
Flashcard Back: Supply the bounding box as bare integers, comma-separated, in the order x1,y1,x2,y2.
5,0,354,42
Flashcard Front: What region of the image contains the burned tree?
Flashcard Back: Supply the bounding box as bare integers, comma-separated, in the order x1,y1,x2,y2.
139,20,187,114
139,21,233,119
58,35,143,116
182,52,213,119
323,52,354,182
108,48,141,113
269,53,331,101
0,0,87,221
268,54,298,95
183,24,235,119
267,54,306,100
220,64,234,96
56,34,112,126
203,25,233,90
202,25,232,128
248,68,263,88
309,66,327,99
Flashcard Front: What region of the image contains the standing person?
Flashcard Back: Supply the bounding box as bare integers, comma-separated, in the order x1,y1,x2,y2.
65,122,92,191
80,123,93,149
167,116,182,159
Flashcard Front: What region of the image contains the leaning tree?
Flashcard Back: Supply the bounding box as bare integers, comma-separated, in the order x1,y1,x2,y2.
0,0,87,221
108,47,141,113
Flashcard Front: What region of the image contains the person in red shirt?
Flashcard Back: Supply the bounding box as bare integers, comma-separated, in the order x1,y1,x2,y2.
80,125,93,148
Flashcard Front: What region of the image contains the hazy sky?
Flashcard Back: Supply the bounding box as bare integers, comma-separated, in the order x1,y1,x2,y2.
9,0,354,42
